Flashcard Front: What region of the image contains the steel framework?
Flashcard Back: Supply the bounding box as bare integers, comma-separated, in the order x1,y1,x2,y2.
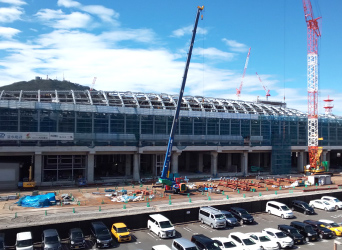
303,0,321,169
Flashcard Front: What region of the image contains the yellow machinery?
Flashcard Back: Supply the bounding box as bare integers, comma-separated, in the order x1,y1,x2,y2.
20,165,36,189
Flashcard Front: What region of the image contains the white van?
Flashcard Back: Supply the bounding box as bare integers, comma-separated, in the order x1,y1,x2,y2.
148,214,176,239
266,201,294,219
16,232,33,250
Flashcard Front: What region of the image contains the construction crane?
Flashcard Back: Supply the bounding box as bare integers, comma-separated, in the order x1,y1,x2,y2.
256,72,271,100
303,0,321,172
159,6,204,188
236,47,251,99
90,77,97,91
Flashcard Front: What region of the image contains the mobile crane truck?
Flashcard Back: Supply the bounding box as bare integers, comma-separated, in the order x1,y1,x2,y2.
159,6,204,194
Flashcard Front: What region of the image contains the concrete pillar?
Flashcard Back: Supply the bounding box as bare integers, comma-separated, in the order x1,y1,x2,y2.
226,153,232,171
257,153,260,167
172,152,181,174
125,154,131,176
303,152,308,167
322,151,327,162
198,153,204,173
211,152,218,176
133,153,140,181
34,152,42,185
297,152,304,172
185,152,190,171
242,152,248,175
87,152,95,184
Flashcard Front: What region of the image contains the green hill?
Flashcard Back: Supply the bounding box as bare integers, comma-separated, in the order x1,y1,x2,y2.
0,78,92,91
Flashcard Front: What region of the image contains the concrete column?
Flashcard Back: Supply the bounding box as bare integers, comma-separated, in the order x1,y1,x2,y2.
297,152,304,172
87,153,95,184
242,152,248,175
322,151,327,162
198,153,204,173
226,153,232,171
211,152,218,176
257,153,260,167
172,152,181,174
133,153,140,181
34,152,42,185
125,154,131,176
185,152,190,171
303,152,308,167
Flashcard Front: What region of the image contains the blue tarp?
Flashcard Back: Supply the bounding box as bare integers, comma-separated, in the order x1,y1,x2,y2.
16,193,56,208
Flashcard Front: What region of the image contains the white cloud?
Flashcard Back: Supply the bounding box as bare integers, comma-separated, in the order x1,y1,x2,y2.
0,27,20,39
100,29,156,44
0,7,23,22
57,0,81,8
193,47,235,61
222,38,249,52
171,25,207,37
81,5,119,23
0,0,26,5
35,9,92,29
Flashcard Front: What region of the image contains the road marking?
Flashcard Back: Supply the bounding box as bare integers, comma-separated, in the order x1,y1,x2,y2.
183,227,196,233
147,232,161,240
199,224,213,232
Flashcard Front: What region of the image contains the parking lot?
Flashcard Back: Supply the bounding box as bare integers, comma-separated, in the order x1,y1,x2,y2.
110,208,342,250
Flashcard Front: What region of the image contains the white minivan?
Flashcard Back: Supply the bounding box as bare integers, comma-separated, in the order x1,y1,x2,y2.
16,232,33,250
266,201,294,219
148,214,176,239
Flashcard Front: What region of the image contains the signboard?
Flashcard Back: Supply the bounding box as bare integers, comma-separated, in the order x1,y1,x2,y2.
0,132,74,141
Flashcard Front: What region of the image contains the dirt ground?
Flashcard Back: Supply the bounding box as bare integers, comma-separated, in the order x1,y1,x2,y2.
1,174,342,218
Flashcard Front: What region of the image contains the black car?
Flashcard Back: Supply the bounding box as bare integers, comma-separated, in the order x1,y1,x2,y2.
278,224,304,245
292,200,315,215
69,228,86,249
42,229,62,250
0,233,6,250
229,207,254,225
90,221,113,248
303,220,334,239
290,221,318,242
190,234,221,250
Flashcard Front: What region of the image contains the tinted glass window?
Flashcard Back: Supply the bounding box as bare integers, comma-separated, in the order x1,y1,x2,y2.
17,239,32,247
259,236,270,242
160,221,172,229
45,236,59,244
242,239,255,246
223,241,236,248
275,232,286,238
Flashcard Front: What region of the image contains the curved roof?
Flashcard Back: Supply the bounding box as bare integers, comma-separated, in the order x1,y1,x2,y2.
0,89,337,118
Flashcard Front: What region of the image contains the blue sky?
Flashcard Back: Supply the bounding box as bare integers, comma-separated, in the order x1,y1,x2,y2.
0,0,341,115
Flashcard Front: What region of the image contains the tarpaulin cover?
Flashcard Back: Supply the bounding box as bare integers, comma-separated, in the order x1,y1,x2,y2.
16,193,56,208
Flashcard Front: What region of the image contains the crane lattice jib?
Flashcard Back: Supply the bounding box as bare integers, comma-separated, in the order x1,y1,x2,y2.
303,0,321,170
236,47,251,98
160,6,204,181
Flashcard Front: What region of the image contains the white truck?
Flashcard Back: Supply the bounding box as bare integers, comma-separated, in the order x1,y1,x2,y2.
148,214,176,239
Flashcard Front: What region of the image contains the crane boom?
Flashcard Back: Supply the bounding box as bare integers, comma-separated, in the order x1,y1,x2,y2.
90,77,97,91
159,6,204,184
256,72,270,100
236,47,251,98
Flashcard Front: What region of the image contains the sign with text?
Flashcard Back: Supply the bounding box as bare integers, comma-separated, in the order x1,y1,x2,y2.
0,132,74,141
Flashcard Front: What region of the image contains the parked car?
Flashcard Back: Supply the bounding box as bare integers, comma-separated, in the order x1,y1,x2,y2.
152,245,172,250
90,221,113,248
199,206,226,229
262,228,294,249
211,237,238,250
111,223,131,242
191,234,221,250
229,207,254,225
291,200,315,215
277,224,304,245
290,221,318,242
220,210,239,227
246,232,279,250
265,201,294,219
16,232,33,250
309,199,335,211
303,220,334,239
228,232,261,250
319,219,342,236
42,229,62,250
68,228,86,249
172,238,198,250
0,233,5,250
321,196,342,210
148,214,176,238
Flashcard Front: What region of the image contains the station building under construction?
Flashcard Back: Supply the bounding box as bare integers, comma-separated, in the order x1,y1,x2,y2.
0,89,341,189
